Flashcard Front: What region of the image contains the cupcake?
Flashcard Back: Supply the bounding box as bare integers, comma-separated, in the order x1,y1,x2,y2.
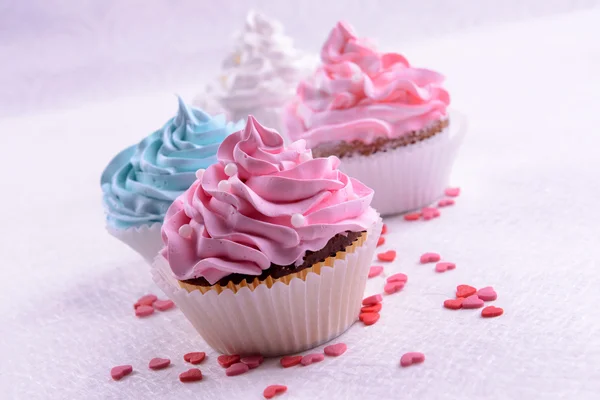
285,22,466,216
214,10,314,132
101,97,243,264
152,116,381,356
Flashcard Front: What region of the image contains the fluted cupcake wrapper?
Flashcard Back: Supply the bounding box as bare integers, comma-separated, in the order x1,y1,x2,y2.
338,110,467,216
106,222,164,265
151,213,382,357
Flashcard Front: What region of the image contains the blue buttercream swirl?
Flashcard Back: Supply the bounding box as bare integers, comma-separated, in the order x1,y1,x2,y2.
101,97,243,229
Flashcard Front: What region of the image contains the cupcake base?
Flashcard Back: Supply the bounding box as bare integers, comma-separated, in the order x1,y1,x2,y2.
152,213,382,357
338,111,466,216
106,223,163,265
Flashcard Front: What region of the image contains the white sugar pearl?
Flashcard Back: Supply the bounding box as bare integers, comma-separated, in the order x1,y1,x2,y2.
299,151,312,163
178,224,193,238
291,213,306,228
224,163,238,177
218,180,231,192
195,169,205,180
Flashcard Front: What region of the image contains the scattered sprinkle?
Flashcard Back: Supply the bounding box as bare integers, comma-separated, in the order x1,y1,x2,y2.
179,368,203,382
387,273,408,283
377,250,396,262
368,266,384,278
443,298,464,310
456,284,477,298
301,353,325,366
111,365,132,381
135,305,154,318
359,312,380,326
481,306,504,318
384,281,405,294
134,294,157,309
148,358,170,370
241,355,264,369
438,199,455,207
153,299,175,311
420,252,441,264
404,213,421,221
422,207,440,220
324,343,347,357
362,294,383,306
226,362,250,376
400,352,425,367
435,262,456,273
184,352,206,365
264,384,288,399
381,224,388,235
377,236,385,247
445,187,461,197
461,294,485,309
218,354,241,368
280,355,302,368
477,286,498,301
361,303,382,313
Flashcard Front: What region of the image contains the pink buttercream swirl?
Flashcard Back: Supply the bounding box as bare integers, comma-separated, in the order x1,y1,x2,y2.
161,116,376,284
285,21,450,147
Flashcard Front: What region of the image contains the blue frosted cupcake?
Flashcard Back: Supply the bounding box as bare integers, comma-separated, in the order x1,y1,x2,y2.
101,97,243,263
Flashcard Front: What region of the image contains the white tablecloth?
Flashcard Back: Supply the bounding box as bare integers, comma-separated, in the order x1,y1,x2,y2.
2,8,600,400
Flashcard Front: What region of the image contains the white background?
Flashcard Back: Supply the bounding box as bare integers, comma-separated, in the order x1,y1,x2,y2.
2,2,600,399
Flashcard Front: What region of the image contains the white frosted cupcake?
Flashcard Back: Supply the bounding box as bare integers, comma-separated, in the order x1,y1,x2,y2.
152,116,381,356
285,22,466,216
101,97,242,263
214,11,314,132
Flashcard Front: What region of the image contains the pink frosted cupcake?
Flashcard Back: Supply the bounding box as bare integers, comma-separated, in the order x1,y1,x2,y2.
152,116,381,356
285,22,466,216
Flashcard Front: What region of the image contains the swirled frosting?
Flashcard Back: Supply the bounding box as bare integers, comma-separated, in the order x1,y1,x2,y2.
285,21,450,148
161,116,377,284
101,97,243,229
217,11,312,121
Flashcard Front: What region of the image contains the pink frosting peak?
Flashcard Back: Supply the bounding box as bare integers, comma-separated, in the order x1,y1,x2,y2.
161,116,376,284
285,21,450,148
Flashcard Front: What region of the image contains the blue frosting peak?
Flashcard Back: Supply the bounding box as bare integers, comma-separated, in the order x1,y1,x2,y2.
101,97,243,229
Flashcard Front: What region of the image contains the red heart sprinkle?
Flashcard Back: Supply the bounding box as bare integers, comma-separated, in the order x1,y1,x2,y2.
362,294,383,306
134,294,157,309
445,187,460,197
377,250,396,262
279,356,302,368
153,299,175,311
184,352,206,365
481,306,504,318
477,286,498,301
218,354,241,368
135,305,154,318
280,355,302,368
226,362,250,376
404,213,421,221
324,343,347,357
462,294,485,309
301,353,325,366
148,357,170,370
435,262,456,273
368,266,384,278
400,352,425,367
377,236,385,247
422,207,440,220
110,365,132,381
381,224,388,235
387,273,408,283
420,252,441,264
179,368,203,382
359,312,380,326
438,198,455,207
240,355,264,369
384,281,405,294
456,284,477,298
443,298,464,310
361,303,382,313
264,384,288,399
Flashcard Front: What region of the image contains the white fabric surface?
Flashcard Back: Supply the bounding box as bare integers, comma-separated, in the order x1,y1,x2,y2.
2,9,600,400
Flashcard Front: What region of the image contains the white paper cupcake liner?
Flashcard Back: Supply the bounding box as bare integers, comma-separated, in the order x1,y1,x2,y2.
106,223,164,265
339,110,467,216
151,213,382,357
